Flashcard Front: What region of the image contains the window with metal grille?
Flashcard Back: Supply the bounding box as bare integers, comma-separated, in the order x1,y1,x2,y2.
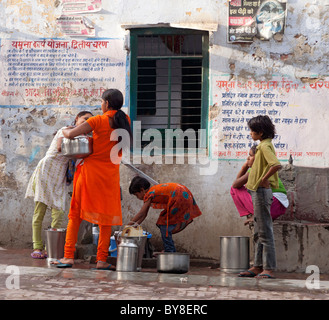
130,28,209,152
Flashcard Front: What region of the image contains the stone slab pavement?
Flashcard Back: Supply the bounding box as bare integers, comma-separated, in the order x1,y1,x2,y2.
0,248,329,309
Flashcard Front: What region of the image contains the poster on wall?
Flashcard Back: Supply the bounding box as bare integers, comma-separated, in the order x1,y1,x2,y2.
228,0,287,43
210,74,329,168
56,16,95,37
0,38,125,107
62,0,102,14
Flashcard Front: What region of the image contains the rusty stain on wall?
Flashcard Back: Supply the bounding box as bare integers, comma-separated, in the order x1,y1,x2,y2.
4,0,63,37
0,155,18,189
293,34,315,59
300,77,321,84
43,115,57,126
209,103,220,120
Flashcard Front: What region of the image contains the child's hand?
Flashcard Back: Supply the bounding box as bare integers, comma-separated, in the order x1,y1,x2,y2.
260,178,270,188
242,161,249,170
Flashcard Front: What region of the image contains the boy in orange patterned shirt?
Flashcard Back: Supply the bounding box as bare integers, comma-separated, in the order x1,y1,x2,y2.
129,176,202,252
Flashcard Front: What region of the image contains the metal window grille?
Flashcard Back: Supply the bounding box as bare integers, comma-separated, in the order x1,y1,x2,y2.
131,31,208,151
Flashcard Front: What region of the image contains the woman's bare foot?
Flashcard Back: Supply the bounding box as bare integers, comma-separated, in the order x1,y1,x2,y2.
95,261,116,270
51,258,74,266
96,261,109,268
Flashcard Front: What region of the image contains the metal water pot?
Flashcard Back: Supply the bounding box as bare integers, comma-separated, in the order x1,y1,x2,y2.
61,135,93,159
157,253,190,274
45,228,66,260
116,238,138,272
220,236,250,273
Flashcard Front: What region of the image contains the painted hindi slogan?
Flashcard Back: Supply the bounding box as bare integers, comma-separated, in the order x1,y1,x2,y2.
210,74,329,167
0,38,125,107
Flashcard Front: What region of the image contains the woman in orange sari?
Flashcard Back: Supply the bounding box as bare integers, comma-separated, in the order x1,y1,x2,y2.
53,89,132,270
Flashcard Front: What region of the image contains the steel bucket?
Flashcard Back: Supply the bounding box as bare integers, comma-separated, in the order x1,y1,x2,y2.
45,228,66,260
220,236,250,273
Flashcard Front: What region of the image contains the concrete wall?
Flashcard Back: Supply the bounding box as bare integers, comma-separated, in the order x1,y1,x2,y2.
1,1,329,267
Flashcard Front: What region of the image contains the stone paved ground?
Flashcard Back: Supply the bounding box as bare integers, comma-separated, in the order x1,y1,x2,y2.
1,248,329,307
1,272,329,301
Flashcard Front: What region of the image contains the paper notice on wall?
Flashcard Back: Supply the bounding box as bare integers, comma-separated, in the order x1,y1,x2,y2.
62,0,102,14
210,74,329,168
228,0,287,42
0,38,125,107
57,16,95,37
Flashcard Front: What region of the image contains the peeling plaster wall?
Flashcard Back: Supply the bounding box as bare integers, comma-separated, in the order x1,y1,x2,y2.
0,1,329,263
213,1,329,82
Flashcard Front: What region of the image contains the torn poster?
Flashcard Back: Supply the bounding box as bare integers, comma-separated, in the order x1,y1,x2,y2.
61,0,102,14
57,16,95,37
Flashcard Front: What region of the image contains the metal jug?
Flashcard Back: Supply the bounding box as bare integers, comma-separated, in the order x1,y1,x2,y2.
116,238,138,272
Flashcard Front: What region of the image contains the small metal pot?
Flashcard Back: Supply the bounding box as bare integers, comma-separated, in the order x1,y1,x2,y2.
157,253,190,274
61,135,93,159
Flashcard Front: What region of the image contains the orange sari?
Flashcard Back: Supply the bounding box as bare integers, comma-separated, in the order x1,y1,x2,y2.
64,110,129,261
69,110,129,226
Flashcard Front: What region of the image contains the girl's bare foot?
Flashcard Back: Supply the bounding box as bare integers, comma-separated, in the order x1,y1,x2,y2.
239,266,263,277
244,216,254,226
31,249,46,259
255,270,276,279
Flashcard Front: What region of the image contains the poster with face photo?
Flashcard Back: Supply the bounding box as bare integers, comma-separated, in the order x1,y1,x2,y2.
228,0,287,43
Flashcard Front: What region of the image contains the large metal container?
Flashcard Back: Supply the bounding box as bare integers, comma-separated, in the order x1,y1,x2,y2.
45,228,66,260
220,236,250,273
116,237,138,272
61,135,93,159
115,233,147,271
157,253,190,274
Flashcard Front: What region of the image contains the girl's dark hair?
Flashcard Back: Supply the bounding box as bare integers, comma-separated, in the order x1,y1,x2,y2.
73,111,93,125
129,176,151,194
102,89,133,142
247,115,276,139
54,111,93,135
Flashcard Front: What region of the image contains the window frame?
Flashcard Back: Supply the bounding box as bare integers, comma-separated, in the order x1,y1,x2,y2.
129,27,209,151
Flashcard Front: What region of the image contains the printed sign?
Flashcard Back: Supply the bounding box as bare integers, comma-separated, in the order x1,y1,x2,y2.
0,38,125,107
210,74,329,167
56,16,95,37
62,0,102,14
